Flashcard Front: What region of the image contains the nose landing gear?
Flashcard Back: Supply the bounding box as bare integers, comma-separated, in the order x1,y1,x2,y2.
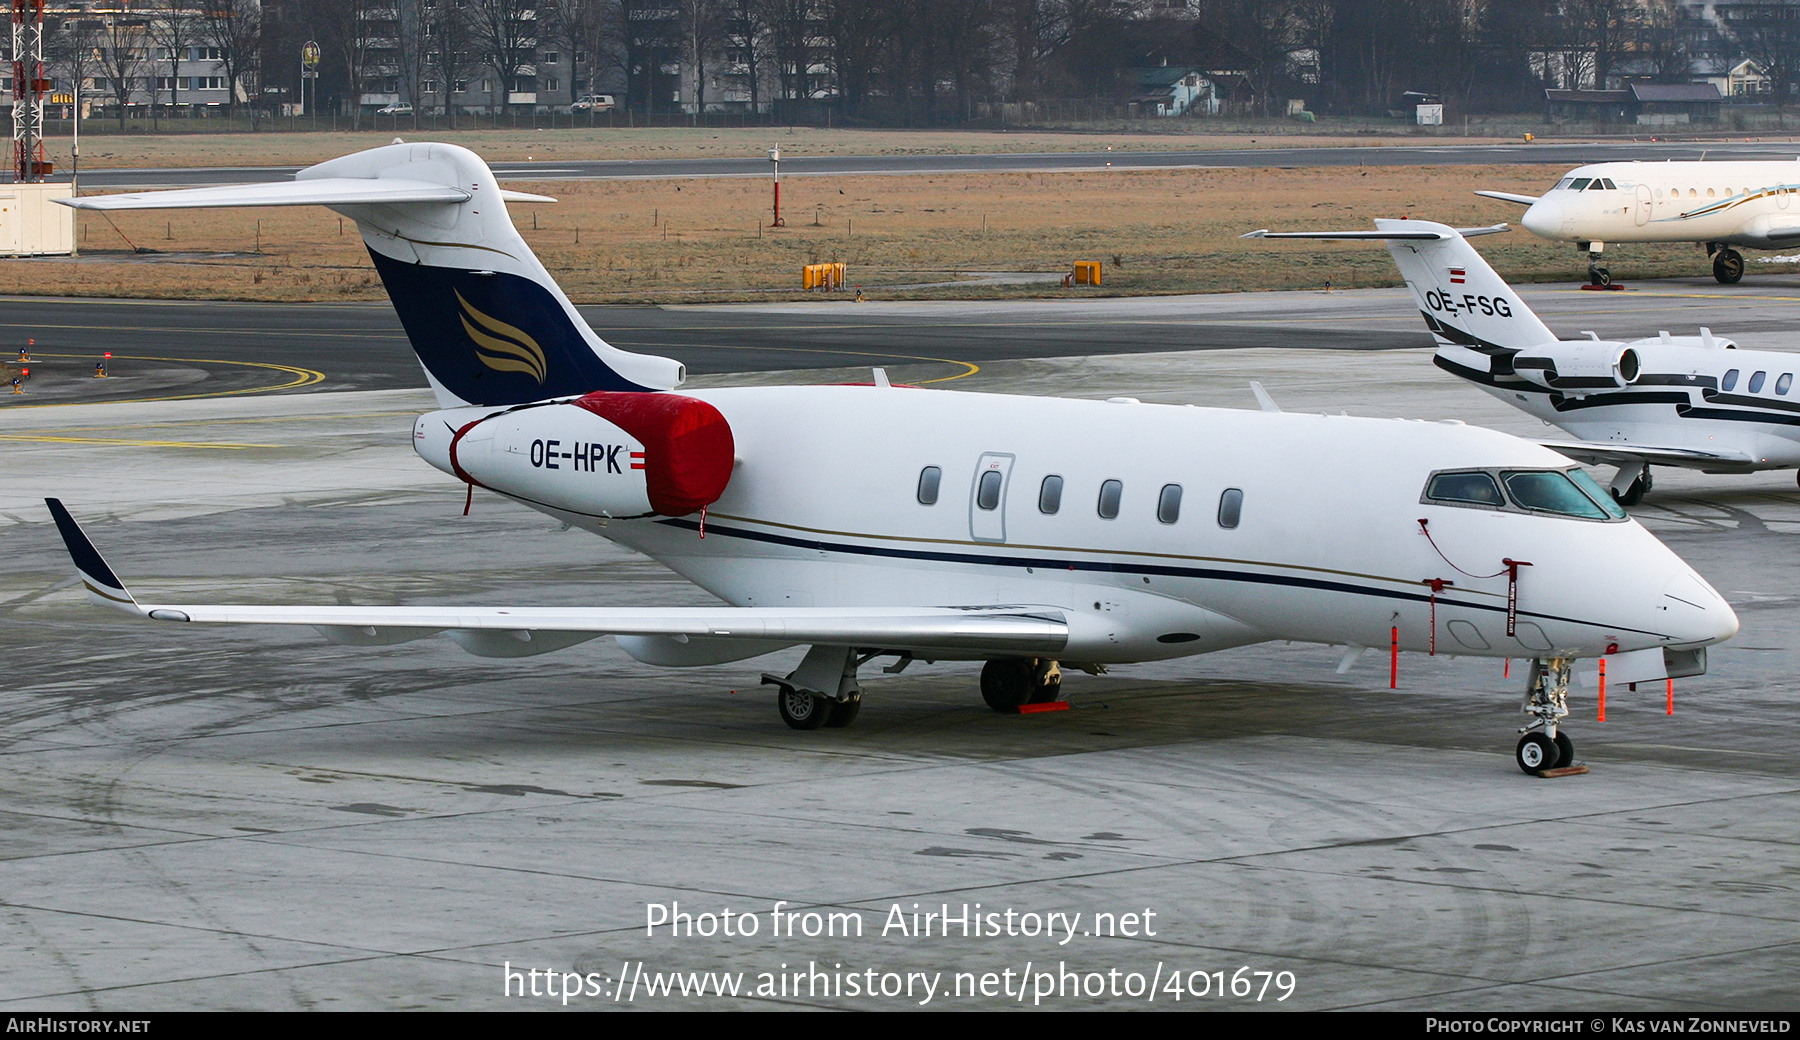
1517,657,1579,775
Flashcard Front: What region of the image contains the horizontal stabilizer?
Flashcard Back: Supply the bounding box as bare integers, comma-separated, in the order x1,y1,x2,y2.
1539,440,1757,471
56,177,484,210
46,501,1067,655
1241,223,1510,242
1474,190,1542,207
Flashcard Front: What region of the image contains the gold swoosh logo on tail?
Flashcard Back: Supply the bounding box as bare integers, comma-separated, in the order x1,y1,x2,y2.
456,289,547,383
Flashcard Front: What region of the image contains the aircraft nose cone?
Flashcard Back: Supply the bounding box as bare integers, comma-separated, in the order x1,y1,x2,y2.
1521,199,1561,239
1661,569,1739,647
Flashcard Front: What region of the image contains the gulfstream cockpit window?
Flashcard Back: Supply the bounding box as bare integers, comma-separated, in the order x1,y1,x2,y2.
1503,469,1625,520
1426,472,1504,506
1422,468,1626,521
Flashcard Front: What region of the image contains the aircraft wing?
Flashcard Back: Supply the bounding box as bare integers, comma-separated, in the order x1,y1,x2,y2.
1240,224,1510,241
1537,441,1758,471
1474,190,1541,207
46,499,1067,655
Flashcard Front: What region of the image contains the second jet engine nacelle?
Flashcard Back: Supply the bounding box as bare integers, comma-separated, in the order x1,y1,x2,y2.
1509,339,1641,392
414,391,734,518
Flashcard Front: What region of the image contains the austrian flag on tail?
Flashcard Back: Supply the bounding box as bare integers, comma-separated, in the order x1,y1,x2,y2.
1449,268,1466,284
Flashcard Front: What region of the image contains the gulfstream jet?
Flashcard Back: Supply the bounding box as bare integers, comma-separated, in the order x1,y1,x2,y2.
1477,160,1800,285
47,144,1736,775
1246,218,1800,504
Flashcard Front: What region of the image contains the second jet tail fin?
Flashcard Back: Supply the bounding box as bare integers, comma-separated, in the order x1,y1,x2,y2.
1243,220,1557,355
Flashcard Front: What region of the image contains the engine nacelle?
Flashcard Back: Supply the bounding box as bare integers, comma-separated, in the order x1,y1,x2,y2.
1510,340,1641,392
414,391,734,518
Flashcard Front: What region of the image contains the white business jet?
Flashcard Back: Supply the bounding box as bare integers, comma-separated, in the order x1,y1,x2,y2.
1478,160,1800,285
1246,218,1800,504
47,144,1737,774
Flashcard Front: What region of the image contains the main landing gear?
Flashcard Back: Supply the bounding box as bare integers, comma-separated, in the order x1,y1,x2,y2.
762,648,1069,729
1710,244,1745,285
979,657,1063,712
1517,657,1578,775
1610,462,1652,507
764,644,864,730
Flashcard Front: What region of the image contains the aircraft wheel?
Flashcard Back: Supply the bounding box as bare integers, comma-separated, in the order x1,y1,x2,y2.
777,687,829,730
1714,249,1745,284
980,658,1035,713
1028,678,1063,704
1613,476,1647,507
1553,732,1576,770
1516,733,1558,774
1589,265,1613,287
823,695,861,728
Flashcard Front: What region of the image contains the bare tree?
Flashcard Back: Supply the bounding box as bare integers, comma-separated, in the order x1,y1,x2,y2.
719,0,770,113
198,0,262,116
428,0,481,126
48,14,103,117
317,0,373,126
540,0,607,109
145,0,199,117
96,13,153,128
1722,0,1800,103
681,0,726,120
468,0,537,114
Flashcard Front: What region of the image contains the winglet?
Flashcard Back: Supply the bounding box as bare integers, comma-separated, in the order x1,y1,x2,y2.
1250,381,1282,413
45,499,143,614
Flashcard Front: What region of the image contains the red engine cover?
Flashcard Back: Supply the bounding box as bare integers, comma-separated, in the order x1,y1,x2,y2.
573,391,734,516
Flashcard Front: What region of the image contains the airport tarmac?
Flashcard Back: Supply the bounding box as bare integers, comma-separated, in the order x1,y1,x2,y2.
73,138,1800,190
3,292,1800,1011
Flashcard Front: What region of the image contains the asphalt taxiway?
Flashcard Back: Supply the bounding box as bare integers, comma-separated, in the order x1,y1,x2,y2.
2,289,1799,1010
72,138,1800,191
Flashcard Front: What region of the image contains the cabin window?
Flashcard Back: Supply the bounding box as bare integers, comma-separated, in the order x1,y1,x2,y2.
1569,178,1592,191
1780,374,1794,396
1708,188,1716,198
1038,475,1063,514
1426,471,1504,507
916,466,941,505
1655,188,1663,198
1157,484,1183,524
976,470,1003,510
1750,371,1767,393
1097,480,1122,519
1723,369,1740,391
1217,488,1243,529
1502,470,1622,521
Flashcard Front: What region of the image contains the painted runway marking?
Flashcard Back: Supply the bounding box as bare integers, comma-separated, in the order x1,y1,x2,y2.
4,352,325,407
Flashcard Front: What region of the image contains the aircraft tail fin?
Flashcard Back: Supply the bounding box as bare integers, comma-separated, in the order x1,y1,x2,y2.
59,143,685,407
1244,220,1557,355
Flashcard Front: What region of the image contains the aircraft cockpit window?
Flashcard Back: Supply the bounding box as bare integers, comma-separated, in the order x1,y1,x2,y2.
1502,470,1620,521
1039,475,1063,514
1596,178,1617,190
1097,479,1123,520
1555,178,1575,190
1569,178,1593,191
1425,471,1504,507
1157,484,1182,524
917,466,942,506
1723,368,1740,391
1751,371,1768,394
1217,488,1243,529
976,470,1003,510
1779,374,1793,396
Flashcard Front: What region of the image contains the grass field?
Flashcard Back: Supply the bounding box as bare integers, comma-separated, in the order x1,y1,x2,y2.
48,125,1520,170
6,160,1715,304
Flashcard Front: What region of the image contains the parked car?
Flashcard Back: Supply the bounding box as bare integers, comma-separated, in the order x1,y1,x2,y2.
376,102,413,116
570,94,615,113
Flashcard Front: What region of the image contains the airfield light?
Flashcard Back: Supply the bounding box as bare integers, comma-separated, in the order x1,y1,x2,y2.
768,148,783,228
